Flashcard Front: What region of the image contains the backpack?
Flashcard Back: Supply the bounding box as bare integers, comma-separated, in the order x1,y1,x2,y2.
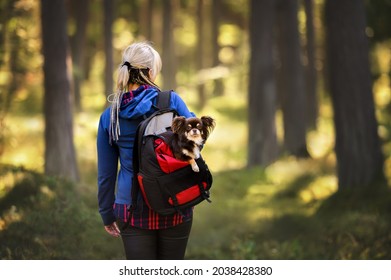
128,90,213,218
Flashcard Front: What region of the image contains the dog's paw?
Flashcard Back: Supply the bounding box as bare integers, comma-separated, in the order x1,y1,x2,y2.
191,163,200,172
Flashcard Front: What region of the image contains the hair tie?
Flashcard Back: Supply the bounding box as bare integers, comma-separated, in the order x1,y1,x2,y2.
122,61,131,69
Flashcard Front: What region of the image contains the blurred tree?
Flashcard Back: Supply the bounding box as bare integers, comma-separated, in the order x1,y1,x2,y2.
162,0,177,90
41,0,79,181
104,0,114,99
365,0,391,117
82,2,102,83
1,0,39,157
0,0,11,68
248,0,279,167
211,0,224,97
365,0,391,44
303,0,318,130
325,0,385,190
69,0,90,112
276,0,309,158
196,0,206,109
7,20,25,114
219,0,247,30
0,0,15,157
140,0,154,40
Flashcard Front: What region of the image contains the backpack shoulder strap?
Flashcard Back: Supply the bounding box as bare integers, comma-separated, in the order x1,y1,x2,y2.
124,90,172,230
156,90,172,110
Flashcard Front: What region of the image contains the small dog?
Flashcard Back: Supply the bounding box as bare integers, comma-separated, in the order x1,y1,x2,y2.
171,116,216,172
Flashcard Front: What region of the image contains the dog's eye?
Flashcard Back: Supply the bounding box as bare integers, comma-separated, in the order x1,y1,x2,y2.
187,124,192,131
196,123,201,129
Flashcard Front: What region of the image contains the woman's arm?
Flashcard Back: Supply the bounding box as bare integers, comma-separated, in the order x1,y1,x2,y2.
170,91,196,118
97,111,119,226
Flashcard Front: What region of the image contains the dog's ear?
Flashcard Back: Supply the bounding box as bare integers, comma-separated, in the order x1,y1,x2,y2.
171,116,186,134
201,116,216,140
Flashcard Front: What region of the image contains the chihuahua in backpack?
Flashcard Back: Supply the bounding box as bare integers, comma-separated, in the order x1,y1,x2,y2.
170,116,216,172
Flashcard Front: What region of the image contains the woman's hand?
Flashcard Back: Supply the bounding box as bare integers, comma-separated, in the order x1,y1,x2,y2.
104,222,120,237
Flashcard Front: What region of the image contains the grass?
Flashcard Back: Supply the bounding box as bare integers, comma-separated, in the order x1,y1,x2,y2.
0,165,124,259
188,162,391,260
1,91,391,260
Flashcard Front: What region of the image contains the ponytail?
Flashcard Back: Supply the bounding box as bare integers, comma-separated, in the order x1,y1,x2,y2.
108,41,162,143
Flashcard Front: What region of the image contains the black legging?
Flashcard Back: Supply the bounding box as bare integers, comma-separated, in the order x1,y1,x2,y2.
118,219,193,260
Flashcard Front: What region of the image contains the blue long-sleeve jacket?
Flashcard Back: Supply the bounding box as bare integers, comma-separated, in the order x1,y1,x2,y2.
97,86,195,225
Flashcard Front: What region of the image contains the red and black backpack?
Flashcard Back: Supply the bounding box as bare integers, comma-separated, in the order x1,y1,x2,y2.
128,90,213,219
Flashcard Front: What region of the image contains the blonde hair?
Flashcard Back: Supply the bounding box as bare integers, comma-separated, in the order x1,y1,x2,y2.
116,41,162,92
109,41,162,143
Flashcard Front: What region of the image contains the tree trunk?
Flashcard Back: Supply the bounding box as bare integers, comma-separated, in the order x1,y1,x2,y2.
162,0,177,90
70,0,89,112
0,0,12,69
0,1,17,157
248,0,279,167
324,0,385,190
140,0,153,40
196,0,206,109
104,0,114,99
276,0,309,157
304,0,318,130
212,0,224,97
41,0,79,181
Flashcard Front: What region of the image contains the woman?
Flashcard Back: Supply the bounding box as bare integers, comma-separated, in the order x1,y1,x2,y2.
97,42,195,259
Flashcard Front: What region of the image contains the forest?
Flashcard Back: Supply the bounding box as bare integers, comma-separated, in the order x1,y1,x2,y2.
1,0,391,259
